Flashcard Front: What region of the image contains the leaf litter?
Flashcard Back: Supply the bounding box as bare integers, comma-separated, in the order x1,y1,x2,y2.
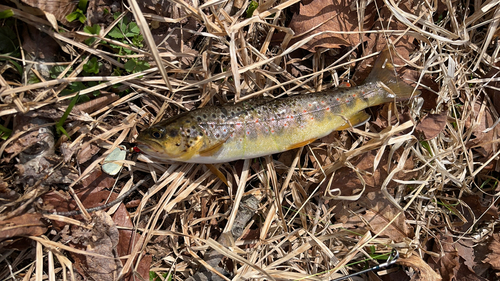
1,0,500,280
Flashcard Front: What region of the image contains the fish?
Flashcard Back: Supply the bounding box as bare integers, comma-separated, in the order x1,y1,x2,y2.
136,48,419,164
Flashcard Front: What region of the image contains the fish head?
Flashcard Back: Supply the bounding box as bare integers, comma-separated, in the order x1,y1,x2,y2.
136,115,208,161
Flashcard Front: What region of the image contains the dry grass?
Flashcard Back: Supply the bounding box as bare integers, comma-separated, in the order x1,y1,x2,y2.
1,0,500,280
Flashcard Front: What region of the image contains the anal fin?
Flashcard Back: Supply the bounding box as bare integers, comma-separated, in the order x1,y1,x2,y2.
206,164,229,186
336,111,371,131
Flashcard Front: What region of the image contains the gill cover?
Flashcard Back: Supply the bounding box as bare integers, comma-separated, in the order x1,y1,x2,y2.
137,115,207,161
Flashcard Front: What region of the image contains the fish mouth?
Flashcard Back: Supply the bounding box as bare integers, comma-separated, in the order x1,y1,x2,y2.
135,139,164,155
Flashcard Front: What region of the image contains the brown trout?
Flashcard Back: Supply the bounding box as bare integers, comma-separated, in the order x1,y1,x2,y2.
136,49,419,163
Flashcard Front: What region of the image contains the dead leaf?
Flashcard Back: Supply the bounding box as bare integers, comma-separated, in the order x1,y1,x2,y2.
415,111,448,141
460,195,498,233
465,96,500,171
69,211,122,281
428,233,460,281
342,191,413,242
483,233,500,270
288,0,376,51
398,254,442,281
328,147,418,194
0,213,47,242
77,144,100,164
20,0,79,26
112,204,151,281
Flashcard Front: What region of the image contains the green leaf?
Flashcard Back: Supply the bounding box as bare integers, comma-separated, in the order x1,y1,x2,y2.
83,57,101,74
78,0,88,11
124,59,137,72
56,92,80,140
126,22,140,36
124,59,150,73
0,26,18,53
66,11,79,22
84,24,100,35
0,124,12,140
246,1,259,18
0,9,14,19
108,26,124,39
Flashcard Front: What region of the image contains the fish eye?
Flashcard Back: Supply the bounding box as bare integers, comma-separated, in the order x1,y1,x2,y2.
150,128,165,139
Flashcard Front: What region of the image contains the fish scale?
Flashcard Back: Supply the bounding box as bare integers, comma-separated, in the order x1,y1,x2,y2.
136,49,420,163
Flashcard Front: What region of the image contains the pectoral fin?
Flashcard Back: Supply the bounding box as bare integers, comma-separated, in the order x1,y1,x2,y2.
336,111,371,131
199,138,228,157
286,138,317,150
206,164,229,186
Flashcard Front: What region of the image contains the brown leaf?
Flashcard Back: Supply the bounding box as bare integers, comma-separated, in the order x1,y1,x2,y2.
0,213,47,242
343,191,413,242
461,194,498,232
398,255,442,281
112,203,151,281
415,112,448,141
69,211,121,281
20,0,79,26
328,147,418,194
455,239,476,273
288,0,376,51
77,144,101,165
483,233,500,270
465,96,500,171
428,233,460,280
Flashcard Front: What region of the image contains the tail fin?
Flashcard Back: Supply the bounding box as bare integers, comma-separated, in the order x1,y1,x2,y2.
365,48,420,100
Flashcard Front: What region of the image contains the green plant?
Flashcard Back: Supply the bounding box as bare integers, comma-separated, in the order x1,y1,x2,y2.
56,93,80,139
66,0,88,23
246,1,259,18
83,24,101,45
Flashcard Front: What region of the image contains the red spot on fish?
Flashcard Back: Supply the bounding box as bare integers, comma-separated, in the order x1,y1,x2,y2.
239,138,243,142
247,131,250,135
353,94,356,97
326,107,330,111
272,118,275,121
236,122,241,126
255,119,259,123
303,110,307,113
291,115,294,119
271,130,275,133
321,101,325,104
311,117,314,120
231,133,234,137
284,123,288,127
308,103,312,107
336,98,340,101
223,129,226,132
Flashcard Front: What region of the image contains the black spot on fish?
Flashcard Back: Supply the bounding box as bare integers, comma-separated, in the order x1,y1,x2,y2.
220,107,228,116
191,125,196,130
176,143,181,146
231,111,235,117
212,114,216,118
199,132,203,136
168,130,178,137
197,117,202,122
203,114,207,119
